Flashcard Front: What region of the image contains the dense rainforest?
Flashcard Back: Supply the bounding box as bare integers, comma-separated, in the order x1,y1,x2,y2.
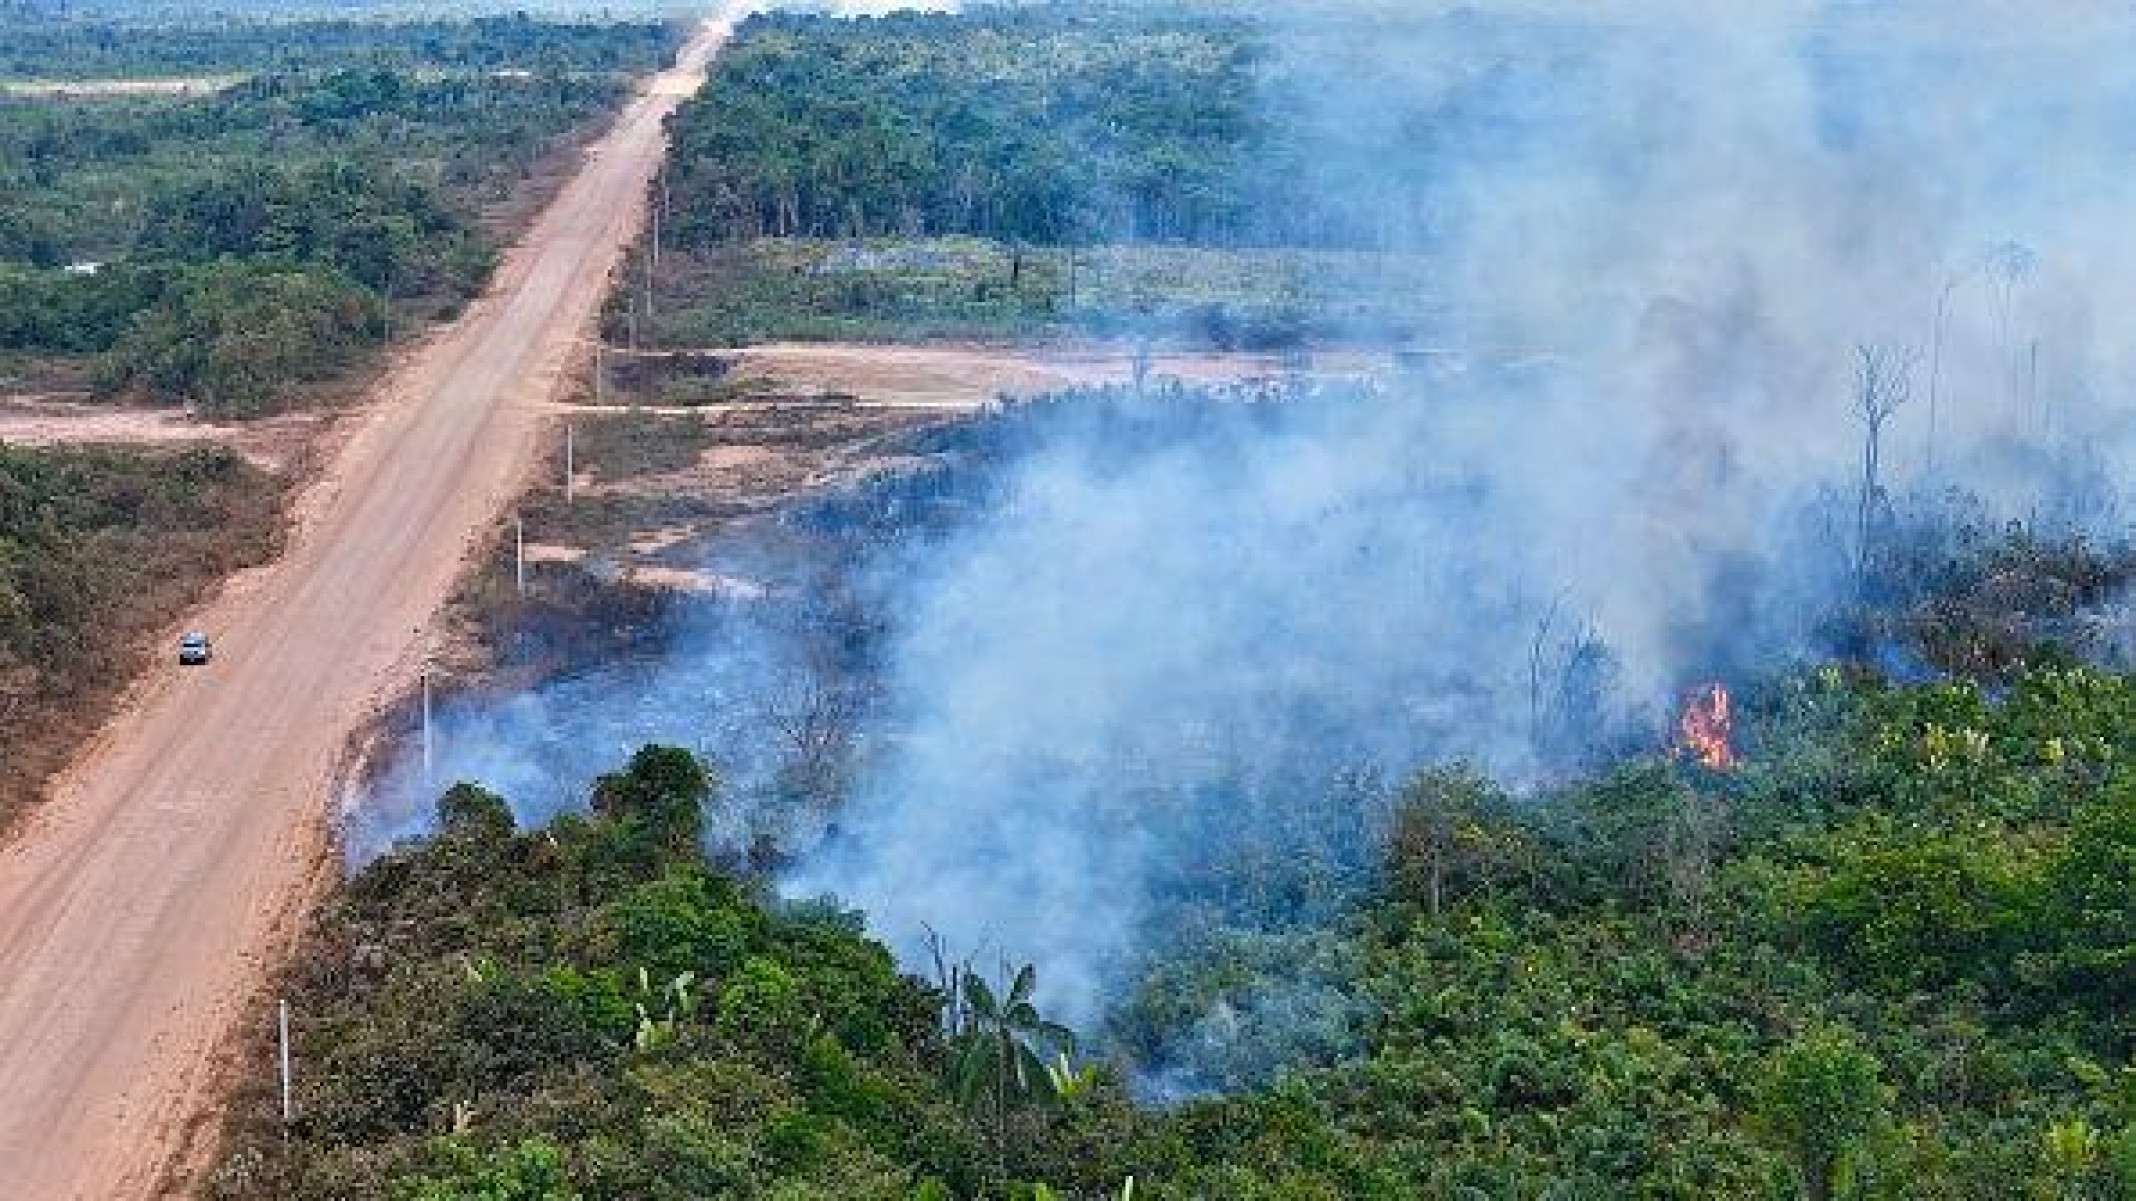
0,17,679,414
664,2,1519,251
665,6,1454,252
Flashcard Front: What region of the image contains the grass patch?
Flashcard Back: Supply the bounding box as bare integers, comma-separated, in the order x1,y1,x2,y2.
631,237,1439,350
572,410,723,482
506,411,732,550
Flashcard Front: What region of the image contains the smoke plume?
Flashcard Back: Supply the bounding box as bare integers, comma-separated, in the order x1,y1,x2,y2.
359,1,2133,1086
785,1,2132,1037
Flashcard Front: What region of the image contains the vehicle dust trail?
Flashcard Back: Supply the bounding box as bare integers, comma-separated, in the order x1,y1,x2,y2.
0,13,733,1199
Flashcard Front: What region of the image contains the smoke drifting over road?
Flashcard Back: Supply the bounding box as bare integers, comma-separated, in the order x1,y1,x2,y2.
361,2,2132,1081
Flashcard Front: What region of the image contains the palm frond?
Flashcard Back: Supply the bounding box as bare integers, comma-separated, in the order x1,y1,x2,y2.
1017,1042,1055,1099
963,972,999,1019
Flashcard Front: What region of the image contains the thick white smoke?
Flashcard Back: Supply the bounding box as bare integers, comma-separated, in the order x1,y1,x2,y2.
360,2,2133,1068
780,3,2135,1031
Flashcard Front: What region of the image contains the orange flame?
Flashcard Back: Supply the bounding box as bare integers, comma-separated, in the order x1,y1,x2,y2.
1676,682,1738,771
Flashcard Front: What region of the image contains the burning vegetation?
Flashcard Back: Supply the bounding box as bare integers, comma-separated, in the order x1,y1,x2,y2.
239,2,2136,1197
1674,681,1738,771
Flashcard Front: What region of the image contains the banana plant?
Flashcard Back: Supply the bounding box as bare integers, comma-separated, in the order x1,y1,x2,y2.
946,961,1075,1174
1044,1050,1100,1101
632,967,699,1052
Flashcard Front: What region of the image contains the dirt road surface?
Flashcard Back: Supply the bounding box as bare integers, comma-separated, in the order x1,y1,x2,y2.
0,16,732,1198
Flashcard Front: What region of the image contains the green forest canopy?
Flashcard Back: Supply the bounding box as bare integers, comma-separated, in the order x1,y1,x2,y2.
0,12,679,81
668,9,1334,249
214,655,2133,1197
0,17,677,414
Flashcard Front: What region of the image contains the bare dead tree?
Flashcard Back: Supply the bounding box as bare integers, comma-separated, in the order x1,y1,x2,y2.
1527,593,1565,748
1526,592,1609,765
1854,342,1920,587
763,672,845,760
743,562,875,814
923,924,966,1036
1984,240,2037,410
1924,268,1970,480
760,637,864,809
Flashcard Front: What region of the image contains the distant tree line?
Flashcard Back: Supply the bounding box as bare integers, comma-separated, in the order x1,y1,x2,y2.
0,13,679,81
670,10,1362,249
665,8,1518,254
0,66,631,250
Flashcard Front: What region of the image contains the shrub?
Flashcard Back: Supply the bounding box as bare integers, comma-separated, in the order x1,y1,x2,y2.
100,262,386,416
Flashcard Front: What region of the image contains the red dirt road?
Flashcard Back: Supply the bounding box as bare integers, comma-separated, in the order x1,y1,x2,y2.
0,17,732,1198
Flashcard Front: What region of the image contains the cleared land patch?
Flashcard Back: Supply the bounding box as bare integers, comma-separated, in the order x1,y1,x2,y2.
636,238,1439,349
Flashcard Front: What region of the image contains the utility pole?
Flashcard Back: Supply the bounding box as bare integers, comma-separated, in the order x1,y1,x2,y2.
644,247,656,330
594,341,605,405
421,662,433,784
278,998,294,1131
565,424,576,502
514,515,525,595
